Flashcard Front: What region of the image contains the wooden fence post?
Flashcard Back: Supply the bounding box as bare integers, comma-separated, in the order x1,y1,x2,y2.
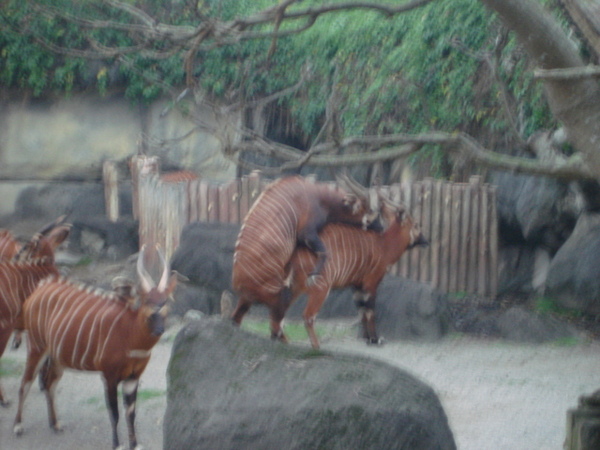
130,155,159,221
103,160,119,222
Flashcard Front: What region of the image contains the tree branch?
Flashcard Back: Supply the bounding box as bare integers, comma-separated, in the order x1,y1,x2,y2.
232,131,596,180
533,65,600,80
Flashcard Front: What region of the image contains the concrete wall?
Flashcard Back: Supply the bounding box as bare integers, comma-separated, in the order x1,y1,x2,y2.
0,92,239,215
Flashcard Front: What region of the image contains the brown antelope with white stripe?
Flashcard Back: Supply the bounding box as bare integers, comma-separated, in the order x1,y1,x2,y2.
0,229,21,259
13,245,177,450
288,198,428,349
231,174,381,340
0,229,24,349
0,218,70,406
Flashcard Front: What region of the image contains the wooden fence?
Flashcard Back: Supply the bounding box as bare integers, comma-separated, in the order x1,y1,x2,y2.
109,155,498,298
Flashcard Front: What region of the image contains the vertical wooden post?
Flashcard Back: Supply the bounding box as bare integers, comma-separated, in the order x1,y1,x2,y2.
478,182,490,297
409,181,423,280
130,155,159,221
467,176,481,294
419,178,433,283
247,171,262,212
429,180,443,290
208,184,219,222
440,183,453,293
450,184,463,293
103,160,119,222
489,185,499,298
398,181,412,278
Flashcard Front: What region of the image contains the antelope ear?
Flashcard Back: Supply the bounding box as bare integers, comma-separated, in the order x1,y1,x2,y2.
165,271,179,299
397,209,407,223
342,194,361,213
46,224,71,249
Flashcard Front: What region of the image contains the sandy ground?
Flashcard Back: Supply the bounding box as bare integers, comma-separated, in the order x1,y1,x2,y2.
1,321,599,450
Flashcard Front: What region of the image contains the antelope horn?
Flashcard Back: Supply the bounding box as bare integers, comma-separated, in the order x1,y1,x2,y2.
378,192,406,211
156,246,170,292
36,214,69,237
137,245,155,292
336,172,369,200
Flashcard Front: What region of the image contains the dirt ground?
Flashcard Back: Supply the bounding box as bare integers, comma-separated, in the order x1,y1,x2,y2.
1,320,599,450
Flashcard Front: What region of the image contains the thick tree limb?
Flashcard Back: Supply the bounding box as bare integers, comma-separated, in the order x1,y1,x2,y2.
559,0,600,60
481,0,600,177
232,131,595,180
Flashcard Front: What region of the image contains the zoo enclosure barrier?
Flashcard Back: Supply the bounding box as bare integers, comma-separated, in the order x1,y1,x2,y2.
104,156,498,298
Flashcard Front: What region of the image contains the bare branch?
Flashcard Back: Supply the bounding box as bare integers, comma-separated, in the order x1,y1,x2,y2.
231,130,595,180
21,0,437,60
533,65,600,80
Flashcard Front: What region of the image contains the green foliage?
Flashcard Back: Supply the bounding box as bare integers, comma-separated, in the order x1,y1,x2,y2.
0,0,570,168
0,356,21,377
534,296,582,319
241,317,353,344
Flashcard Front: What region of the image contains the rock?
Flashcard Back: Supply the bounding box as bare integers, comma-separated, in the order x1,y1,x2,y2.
170,222,239,294
451,304,581,343
545,213,600,314
68,217,138,260
496,306,580,343
164,318,456,450
493,172,577,252
170,283,219,317
288,276,450,341
13,183,133,223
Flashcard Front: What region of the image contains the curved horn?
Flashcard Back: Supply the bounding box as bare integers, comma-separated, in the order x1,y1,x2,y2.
156,247,170,292
36,214,69,237
378,192,406,211
336,173,369,200
136,245,155,293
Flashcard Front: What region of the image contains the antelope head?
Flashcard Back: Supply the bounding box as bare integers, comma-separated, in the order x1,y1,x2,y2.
15,216,71,263
380,195,428,249
336,173,381,230
136,245,178,336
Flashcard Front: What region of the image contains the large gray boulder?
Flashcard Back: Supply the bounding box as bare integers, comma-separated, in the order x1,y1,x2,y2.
170,221,239,293
164,318,456,450
493,172,577,251
545,213,600,314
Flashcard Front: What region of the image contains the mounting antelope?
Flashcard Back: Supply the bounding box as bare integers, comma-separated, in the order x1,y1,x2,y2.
0,218,70,406
231,174,380,339
13,245,177,450
239,198,427,349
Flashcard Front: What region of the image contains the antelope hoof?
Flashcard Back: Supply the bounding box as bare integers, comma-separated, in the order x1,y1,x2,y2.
1,399,10,408
51,421,64,433
11,337,21,350
366,337,384,346
13,423,24,436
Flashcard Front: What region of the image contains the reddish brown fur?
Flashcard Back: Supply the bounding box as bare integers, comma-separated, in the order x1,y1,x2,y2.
242,202,426,349
0,229,24,348
160,170,198,183
0,230,21,260
231,175,374,339
13,246,177,450
0,223,70,406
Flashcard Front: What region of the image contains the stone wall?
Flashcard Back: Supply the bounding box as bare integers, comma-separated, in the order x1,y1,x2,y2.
0,92,239,215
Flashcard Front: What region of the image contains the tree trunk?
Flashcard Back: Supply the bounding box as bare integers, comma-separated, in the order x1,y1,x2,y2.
481,0,600,177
